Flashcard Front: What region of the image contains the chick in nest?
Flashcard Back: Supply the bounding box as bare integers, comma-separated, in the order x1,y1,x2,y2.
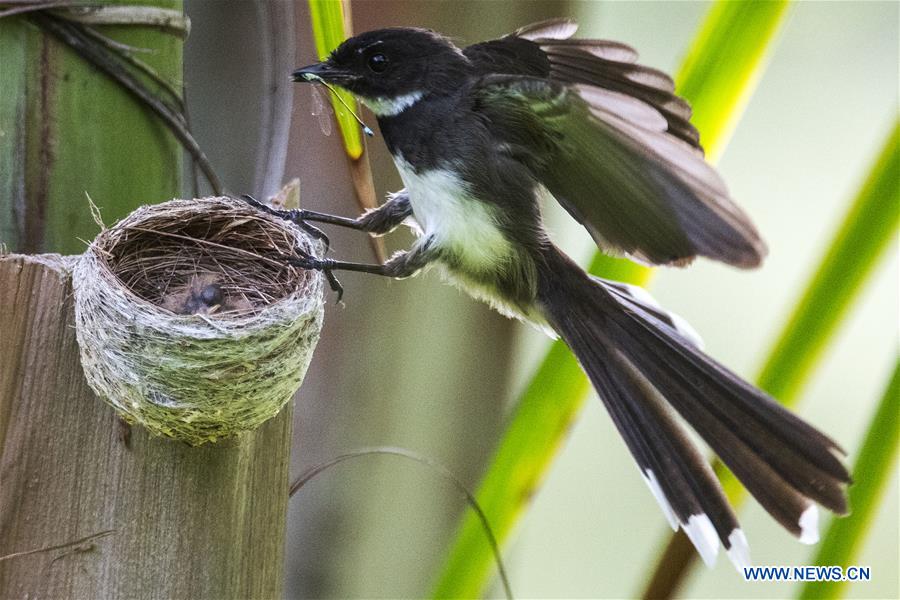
160,274,252,315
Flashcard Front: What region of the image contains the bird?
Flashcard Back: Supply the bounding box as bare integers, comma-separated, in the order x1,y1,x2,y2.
263,19,850,570
159,273,251,316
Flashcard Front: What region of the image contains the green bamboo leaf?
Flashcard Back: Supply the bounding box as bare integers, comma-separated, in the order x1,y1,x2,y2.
432,2,791,597
642,123,900,599
308,0,364,160
798,362,900,600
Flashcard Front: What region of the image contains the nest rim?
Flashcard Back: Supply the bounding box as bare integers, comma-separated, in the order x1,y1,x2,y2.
83,195,318,331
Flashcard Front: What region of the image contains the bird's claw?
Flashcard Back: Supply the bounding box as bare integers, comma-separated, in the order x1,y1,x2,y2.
291,216,331,253
240,193,274,214
323,270,344,303
239,194,331,252
240,195,343,302
287,251,344,303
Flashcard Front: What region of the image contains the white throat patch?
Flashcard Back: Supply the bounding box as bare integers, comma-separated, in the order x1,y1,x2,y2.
362,91,424,117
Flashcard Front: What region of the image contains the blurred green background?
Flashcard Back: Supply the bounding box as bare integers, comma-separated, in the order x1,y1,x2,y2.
2,0,894,597
180,1,898,598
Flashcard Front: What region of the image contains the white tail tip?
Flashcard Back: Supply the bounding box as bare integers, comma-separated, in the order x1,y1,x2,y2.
799,505,820,544
726,529,751,572
683,514,720,567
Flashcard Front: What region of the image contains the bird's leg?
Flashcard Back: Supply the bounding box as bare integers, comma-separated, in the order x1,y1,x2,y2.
239,190,412,244
288,242,433,302
243,191,421,301
289,191,412,235
240,194,332,249
351,191,413,236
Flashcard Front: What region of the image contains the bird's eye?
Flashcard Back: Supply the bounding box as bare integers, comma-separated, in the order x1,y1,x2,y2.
367,53,388,73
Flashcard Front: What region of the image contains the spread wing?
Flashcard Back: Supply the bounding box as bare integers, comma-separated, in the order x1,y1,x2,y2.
464,20,766,268
472,75,766,268
463,18,701,150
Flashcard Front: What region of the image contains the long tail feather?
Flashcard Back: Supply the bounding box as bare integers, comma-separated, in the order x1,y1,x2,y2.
592,346,749,568
538,248,850,566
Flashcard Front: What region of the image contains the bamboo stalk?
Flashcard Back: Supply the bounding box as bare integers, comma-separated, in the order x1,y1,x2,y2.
0,0,184,254
0,3,295,596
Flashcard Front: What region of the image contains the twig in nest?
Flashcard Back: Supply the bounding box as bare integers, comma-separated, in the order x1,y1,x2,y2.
118,225,292,270
108,218,306,311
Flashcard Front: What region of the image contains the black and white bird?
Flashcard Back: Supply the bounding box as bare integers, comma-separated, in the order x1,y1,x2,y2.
265,19,850,570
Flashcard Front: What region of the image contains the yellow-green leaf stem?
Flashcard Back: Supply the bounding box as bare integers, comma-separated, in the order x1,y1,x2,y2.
798,362,900,600
756,122,900,403
677,0,790,163
308,0,363,159
432,2,792,597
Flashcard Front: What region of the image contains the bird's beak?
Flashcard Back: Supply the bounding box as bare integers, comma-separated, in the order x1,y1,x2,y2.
292,61,350,84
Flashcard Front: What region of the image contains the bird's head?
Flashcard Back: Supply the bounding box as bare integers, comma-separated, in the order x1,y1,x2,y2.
292,27,470,116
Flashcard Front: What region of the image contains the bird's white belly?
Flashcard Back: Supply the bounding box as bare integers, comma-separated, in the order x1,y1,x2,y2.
393,157,551,333
394,158,512,271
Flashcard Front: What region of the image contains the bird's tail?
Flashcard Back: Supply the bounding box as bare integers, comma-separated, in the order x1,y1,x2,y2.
536,247,850,570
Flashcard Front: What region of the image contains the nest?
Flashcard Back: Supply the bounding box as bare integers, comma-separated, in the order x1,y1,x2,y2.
72,196,324,445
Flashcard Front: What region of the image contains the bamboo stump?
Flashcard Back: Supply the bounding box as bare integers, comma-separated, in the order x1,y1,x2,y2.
0,254,293,598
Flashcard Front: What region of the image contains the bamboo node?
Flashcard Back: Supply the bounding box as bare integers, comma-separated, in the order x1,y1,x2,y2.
72,196,324,445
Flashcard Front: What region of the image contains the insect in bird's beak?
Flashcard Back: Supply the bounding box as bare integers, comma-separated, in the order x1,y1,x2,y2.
292,65,374,137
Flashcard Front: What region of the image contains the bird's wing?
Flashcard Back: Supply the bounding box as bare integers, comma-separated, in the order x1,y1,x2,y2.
471,75,766,268
463,18,700,149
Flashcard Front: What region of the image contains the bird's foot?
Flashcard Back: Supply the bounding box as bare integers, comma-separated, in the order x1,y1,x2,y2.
239,194,331,251
287,249,344,302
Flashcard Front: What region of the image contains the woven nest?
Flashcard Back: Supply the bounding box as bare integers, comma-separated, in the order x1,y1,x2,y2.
72,196,324,445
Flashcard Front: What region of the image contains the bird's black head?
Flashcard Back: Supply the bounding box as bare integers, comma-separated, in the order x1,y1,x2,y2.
292,27,470,116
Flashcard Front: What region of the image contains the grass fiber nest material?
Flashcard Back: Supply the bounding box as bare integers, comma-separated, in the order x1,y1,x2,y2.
73,196,324,446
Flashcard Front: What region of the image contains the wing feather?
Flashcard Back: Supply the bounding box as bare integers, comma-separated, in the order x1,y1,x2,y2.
535,38,640,63
463,22,765,267
473,76,766,268
545,48,676,92
513,17,579,41
580,86,669,133
464,20,701,149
